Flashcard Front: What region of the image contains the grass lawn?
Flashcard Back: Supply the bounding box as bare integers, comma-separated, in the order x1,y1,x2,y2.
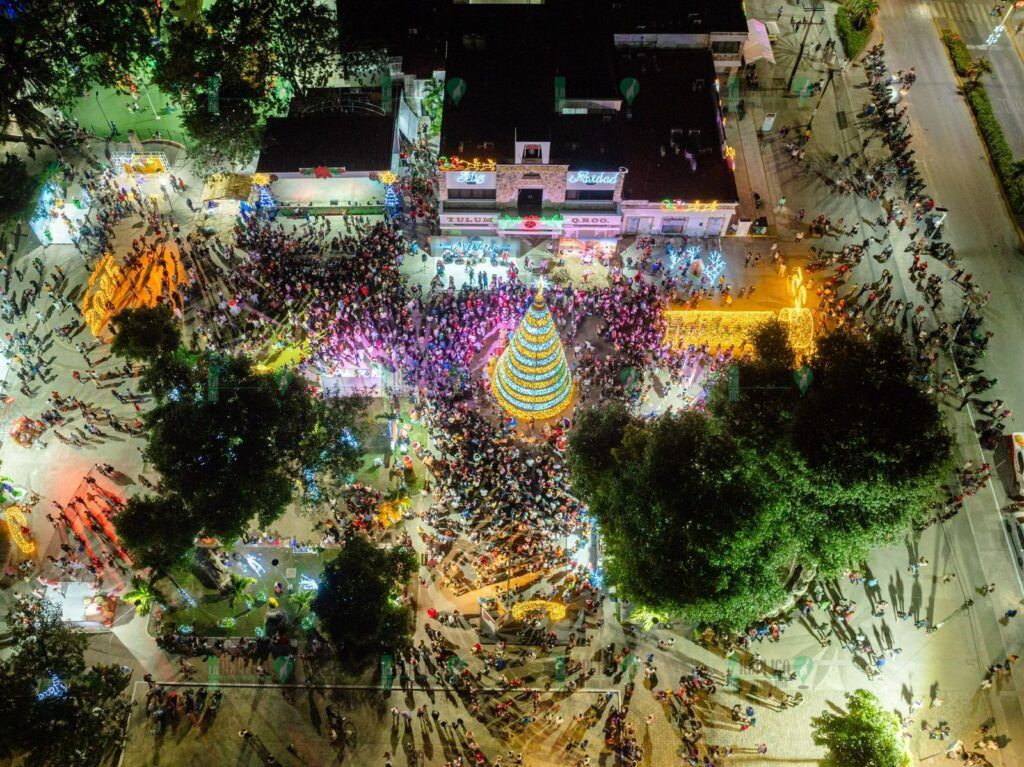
153,548,332,638
70,83,192,146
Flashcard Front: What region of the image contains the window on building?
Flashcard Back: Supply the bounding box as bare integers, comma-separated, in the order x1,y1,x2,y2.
711,40,741,55
447,188,497,199
565,189,615,201
661,218,687,234
523,144,542,161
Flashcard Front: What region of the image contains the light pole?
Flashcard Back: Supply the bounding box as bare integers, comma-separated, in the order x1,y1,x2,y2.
981,3,1017,63
786,4,826,93
94,91,113,134
806,66,835,130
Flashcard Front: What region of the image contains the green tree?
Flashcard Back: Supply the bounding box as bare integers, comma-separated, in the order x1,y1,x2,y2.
712,319,798,444
0,599,131,767
812,689,910,767
223,573,256,613
577,326,951,629
0,0,156,145
844,0,879,29
179,101,267,174
154,0,344,172
289,589,315,616
123,574,161,615
568,406,797,629
138,351,366,545
0,152,36,222
792,328,951,481
965,58,994,84
312,536,418,671
115,494,197,572
109,305,182,361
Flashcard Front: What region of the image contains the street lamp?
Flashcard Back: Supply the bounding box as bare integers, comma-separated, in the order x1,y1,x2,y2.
94,91,114,135
981,3,1017,63
806,66,835,130
786,4,828,94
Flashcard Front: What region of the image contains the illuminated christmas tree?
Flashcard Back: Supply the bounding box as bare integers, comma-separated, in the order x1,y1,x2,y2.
492,284,574,421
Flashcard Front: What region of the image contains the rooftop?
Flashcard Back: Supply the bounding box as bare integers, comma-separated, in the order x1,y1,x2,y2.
256,103,397,173
438,15,737,202
609,0,748,35
618,49,737,203
337,0,748,75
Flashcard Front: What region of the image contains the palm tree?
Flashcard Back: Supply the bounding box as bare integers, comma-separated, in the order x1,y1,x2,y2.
124,576,160,616
844,0,879,29
289,590,315,616
223,574,256,614
966,58,993,83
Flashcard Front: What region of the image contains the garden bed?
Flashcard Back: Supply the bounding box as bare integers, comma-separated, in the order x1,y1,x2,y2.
836,6,872,60
941,30,1024,213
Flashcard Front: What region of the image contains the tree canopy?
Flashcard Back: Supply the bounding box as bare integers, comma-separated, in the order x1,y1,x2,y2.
570,324,951,629
568,404,796,628
109,304,182,361
154,0,342,171
116,348,367,566
812,689,910,767
0,152,36,221
115,493,197,572
0,0,156,140
312,535,418,671
0,598,131,767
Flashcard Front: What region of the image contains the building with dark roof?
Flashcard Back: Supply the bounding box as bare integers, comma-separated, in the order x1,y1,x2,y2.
433,2,740,239
257,111,397,176
254,89,401,209
261,0,746,231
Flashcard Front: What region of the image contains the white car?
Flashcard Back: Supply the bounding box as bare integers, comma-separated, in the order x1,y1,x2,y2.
1012,433,1024,497
1008,511,1024,570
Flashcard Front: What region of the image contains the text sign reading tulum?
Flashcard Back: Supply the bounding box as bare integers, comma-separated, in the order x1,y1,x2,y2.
455,170,488,184
567,171,619,185
439,213,499,228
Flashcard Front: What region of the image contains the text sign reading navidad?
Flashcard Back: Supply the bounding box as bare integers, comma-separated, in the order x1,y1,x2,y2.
567,170,619,185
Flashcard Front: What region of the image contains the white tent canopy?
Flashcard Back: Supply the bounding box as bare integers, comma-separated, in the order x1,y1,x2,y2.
744,18,776,64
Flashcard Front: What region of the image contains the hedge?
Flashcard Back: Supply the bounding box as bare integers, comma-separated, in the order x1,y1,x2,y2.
836,6,872,59
942,31,1024,212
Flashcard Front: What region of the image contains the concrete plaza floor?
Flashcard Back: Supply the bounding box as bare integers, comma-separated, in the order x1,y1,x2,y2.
121,682,622,767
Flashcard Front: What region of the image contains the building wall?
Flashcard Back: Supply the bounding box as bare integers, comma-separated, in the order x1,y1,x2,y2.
496,164,569,204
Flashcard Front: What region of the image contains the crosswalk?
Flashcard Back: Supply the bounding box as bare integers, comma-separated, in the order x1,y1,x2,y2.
926,0,1015,24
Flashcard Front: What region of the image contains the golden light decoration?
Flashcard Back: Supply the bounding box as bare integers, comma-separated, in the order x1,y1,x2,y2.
81,246,189,338
510,599,567,622
660,199,719,212
438,156,497,172
5,505,36,554
117,153,167,175
491,286,575,421
664,269,815,352
377,171,399,185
